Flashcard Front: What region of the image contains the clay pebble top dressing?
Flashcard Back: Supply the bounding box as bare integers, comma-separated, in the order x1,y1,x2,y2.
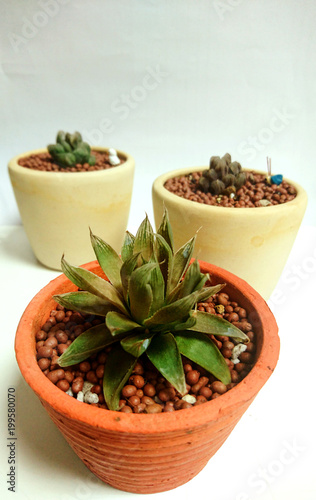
36,291,256,414
18,150,123,173
164,171,297,208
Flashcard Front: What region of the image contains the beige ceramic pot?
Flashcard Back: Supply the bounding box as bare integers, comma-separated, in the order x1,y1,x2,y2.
152,167,308,299
8,147,135,270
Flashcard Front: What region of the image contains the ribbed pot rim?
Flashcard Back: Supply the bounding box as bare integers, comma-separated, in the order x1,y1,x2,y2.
15,260,279,434
152,167,307,216
8,147,135,179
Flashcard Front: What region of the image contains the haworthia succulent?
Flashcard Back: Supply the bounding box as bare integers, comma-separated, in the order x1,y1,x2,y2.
55,208,248,410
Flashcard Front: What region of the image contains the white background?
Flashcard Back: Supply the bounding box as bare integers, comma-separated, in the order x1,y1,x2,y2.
1,1,316,499
1,0,316,230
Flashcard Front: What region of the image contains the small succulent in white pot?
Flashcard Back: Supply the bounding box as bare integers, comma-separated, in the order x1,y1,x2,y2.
152,154,308,299
8,131,135,270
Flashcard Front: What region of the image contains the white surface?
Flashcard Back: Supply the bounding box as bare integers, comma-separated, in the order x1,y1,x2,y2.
0,223,315,499
1,0,316,231
1,1,316,497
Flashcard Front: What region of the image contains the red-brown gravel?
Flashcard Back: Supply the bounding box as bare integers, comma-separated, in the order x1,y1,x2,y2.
36,291,256,413
18,150,123,173
164,171,297,208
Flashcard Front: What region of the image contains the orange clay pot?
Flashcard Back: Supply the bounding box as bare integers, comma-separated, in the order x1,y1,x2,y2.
15,260,279,494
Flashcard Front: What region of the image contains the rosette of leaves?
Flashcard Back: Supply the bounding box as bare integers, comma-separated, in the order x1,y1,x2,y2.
47,131,96,168
54,210,249,411
198,153,247,196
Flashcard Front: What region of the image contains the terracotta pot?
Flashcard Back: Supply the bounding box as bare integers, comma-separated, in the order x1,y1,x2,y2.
8,147,135,271
15,260,279,494
152,167,308,299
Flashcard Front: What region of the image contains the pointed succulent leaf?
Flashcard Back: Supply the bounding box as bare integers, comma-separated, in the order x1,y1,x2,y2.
128,263,156,324
192,274,210,293
194,283,226,303
121,231,135,262
106,311,141,336
147,249,158,264
54,291,115,317
188,310,249,342
152,311,196,333
147,332,187,395
58,324,121,367
168,259,208,302
89,230,122,289
174,331,231,385
165,280,183,305
157,208,174,253
103,345,137,411
180,259,203,294
148,264,165,316
170,236,196,289
144,292,199,328
133,214,154,261
120,252,140,302
155,233,173,294
120,330,155,358
61,256,128,315
145,283,224,328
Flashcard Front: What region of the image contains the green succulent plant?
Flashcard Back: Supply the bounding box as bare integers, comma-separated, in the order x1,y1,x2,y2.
198,153,247,196
47,131,96,168
54,210,249,411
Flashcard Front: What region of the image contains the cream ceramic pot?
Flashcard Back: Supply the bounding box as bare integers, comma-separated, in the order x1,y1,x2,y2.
8,147,135,270
152,167,308,299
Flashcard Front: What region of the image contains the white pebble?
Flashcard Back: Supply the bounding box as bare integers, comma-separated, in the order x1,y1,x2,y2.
84,391,99,404
108,147,121,166
77,391,84,402
231,343,247,364
82,381,94,394
182,394,196,404
259,199,272,206
66,388,74,397
109,155,120,166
